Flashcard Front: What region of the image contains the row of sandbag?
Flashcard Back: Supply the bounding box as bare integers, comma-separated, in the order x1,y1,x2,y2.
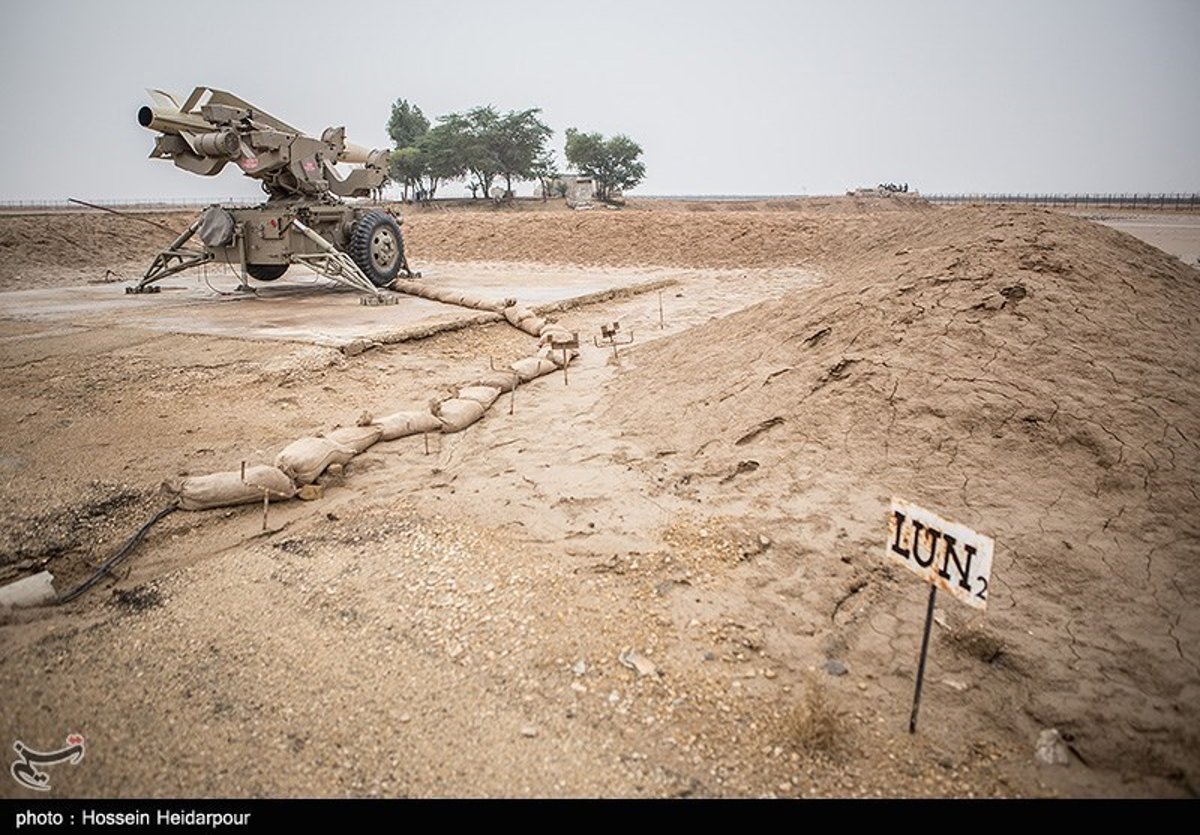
390,279,507,314
389,280,573,343
167,345,573,512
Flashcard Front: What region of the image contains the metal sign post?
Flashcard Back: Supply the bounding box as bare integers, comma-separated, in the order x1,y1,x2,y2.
594,322,634,359
547,331,580,386
241,461,288,531
909,583,937,733
885,497,995,733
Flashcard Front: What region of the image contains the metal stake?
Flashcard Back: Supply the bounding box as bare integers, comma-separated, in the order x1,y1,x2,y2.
909,583,938,733
238,460,267,532
424,432,430,455
562,347,569,386
658,290,665,330
510,379,517,415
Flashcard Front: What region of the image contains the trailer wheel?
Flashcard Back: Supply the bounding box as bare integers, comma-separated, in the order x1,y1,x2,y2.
349,210,404,287
246,263,288,281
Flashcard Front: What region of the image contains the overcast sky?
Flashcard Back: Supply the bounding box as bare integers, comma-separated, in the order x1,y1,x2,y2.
1,0,1197,200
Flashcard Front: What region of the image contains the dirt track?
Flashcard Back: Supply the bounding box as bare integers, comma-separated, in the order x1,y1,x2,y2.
1,199,1197,798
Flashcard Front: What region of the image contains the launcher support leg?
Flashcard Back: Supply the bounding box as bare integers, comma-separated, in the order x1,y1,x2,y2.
235,223,252,292
129,217,210,294
290,219,398,304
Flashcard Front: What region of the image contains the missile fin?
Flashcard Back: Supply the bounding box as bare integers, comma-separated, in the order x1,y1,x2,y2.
145,89,181,111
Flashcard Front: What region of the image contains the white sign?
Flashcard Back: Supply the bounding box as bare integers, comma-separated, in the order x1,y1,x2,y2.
886,498,994,610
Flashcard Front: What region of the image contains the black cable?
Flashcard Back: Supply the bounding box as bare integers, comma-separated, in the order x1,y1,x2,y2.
67,198,182,235
57,505,178,604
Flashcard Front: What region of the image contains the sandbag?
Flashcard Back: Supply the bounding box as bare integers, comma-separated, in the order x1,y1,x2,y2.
511,356,560,382
539,325,575,346
503,305,531,327
457,293,497,312
373,410,444,441
394,282,499,312
457,385,501,409
171,465,296,511
275,437,357,485
0,571,57,609
326,425,382,454
516,315,547,336
475,370,520,392
436,398,486,432
411,284,466,307
546,344,583,365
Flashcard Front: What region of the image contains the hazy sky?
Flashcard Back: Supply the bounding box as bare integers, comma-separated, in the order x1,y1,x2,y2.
1,0,1197,200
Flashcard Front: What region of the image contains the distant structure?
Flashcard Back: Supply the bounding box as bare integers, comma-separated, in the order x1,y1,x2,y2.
848,183,917,198
540,174,623,207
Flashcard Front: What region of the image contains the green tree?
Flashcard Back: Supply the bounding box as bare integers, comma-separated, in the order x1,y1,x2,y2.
388,101,557,201
388,146,423,201
385,100,432,201
416,123,465,199
437,107,502,199
531,149,559,201
386,99,430,148
564,129,645,201
495,109,553,195
435,106,553,199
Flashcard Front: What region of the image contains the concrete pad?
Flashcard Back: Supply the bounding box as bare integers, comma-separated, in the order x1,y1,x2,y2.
0,260,679,348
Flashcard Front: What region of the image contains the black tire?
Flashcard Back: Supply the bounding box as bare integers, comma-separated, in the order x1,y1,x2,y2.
349,210,404,287
246,263,288,282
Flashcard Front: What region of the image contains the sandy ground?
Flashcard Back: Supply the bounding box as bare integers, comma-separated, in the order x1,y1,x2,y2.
0,199,1197,798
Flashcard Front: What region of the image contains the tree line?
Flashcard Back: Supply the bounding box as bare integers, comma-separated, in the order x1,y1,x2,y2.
386,99,645,203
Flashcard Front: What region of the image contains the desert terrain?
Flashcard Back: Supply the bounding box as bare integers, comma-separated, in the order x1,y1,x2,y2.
0,196,1197,798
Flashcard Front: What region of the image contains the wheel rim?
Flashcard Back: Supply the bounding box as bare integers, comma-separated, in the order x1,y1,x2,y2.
370,228,399,272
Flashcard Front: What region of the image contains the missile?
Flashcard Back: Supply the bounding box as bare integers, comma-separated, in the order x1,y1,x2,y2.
137,87,388,195
137,89,212,136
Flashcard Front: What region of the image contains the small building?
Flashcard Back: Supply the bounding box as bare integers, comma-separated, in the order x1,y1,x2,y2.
541,174,621,207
